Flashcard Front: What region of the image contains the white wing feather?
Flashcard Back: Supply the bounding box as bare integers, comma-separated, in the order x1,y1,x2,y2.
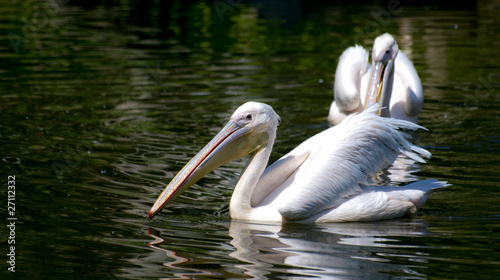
278,104,429,221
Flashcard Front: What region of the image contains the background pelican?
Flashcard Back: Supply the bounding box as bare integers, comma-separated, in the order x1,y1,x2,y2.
329,33,423,125
149,102,447,223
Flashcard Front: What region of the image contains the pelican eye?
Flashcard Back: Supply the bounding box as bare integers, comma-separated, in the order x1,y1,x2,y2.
246,114,252,120
385,49,390,54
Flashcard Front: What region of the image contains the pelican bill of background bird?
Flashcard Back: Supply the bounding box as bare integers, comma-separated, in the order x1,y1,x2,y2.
149,102,448,223
328,33,423,125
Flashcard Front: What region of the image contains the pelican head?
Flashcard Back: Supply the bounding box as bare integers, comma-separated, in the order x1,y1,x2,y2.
149,102,279,218
364,33,399,116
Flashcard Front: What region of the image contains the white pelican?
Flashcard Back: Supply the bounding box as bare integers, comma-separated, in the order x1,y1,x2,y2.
149,102,447,223
329,33,423,125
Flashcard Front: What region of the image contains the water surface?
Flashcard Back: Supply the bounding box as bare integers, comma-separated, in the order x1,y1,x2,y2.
1,1,499,279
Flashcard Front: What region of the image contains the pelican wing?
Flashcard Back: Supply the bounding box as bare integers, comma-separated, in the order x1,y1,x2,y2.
278,105,429,221
333,45,370,112
250,150,310,207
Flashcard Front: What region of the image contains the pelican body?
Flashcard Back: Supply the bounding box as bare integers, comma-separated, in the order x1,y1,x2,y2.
149,102,447,223
329,33,423,125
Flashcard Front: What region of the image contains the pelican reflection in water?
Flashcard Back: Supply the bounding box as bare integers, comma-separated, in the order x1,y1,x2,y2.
149,101,448,223
146,221,433,279
329,33,423,125
228,220,433,278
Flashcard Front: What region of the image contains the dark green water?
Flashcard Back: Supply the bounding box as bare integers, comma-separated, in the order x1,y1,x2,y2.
1,0,499,279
